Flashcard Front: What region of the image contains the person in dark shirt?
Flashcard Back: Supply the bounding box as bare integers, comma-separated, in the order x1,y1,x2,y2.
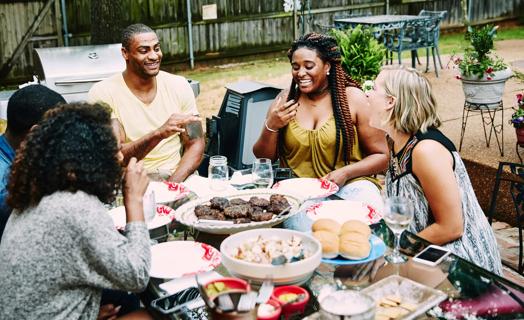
0,84,65,241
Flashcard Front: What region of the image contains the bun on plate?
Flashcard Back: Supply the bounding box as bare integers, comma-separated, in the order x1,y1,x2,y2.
339,232,371,260
340,220,371,237
312,219,341,235
313,230,339,259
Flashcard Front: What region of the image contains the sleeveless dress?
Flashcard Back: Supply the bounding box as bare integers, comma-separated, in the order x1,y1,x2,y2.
385,128,502,275
282,116,379,188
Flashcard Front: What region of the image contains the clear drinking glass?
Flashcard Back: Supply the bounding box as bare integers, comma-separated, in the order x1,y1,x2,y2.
383,196,414,264
252,158,274,188
208,155,229,191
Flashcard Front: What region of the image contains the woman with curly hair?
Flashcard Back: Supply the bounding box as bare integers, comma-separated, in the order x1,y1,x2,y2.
0,103,152,319
253,33,388,213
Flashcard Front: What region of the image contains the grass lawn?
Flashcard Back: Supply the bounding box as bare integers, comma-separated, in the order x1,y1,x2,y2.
178,25,524,86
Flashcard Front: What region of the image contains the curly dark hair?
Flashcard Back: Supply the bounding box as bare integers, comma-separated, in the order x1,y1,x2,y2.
7,103,123,211
283,32,361,168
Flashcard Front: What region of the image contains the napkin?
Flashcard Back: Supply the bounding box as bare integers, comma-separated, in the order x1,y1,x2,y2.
183,175,236,198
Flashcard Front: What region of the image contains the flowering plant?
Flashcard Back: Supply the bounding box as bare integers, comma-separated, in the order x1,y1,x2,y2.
454,24,507,79
510,93,524,129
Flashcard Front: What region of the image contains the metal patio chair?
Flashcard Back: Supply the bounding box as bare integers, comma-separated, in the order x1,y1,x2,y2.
487,161,524,274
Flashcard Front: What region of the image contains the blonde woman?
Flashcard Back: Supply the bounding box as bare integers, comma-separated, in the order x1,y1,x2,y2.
367,67,502,274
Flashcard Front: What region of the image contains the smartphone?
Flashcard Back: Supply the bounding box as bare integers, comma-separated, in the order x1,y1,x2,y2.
412,245,451,266
150,287,204,314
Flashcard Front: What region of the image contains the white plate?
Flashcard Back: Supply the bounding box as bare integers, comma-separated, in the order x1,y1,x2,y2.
272,178,339,200
174,189,303,235
109,204,175,230
305,200,382,225
148,181,190,204
150,241,221,279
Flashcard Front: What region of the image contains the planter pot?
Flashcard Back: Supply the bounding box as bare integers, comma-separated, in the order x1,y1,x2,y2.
461,67,512,104
516,127,524,147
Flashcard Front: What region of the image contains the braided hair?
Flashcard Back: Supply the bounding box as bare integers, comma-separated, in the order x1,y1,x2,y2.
282,32,361,168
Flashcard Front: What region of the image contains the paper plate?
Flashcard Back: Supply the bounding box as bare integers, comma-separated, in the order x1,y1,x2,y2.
174,189,303,235
109,204,175,230
272,178,339,200
321,235,386,265
148,181,190,204
305,200,382,225
150,241,221,279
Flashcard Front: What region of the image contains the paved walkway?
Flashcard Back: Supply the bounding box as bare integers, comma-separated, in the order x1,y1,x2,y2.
493,221,524,286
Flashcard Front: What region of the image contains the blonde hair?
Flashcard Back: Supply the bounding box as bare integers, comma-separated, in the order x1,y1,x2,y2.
382,66,441,134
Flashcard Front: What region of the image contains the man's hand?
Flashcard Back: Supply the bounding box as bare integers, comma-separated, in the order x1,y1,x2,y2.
156,113,201,140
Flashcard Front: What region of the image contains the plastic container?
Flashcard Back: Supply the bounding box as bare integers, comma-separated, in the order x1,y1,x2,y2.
319,290,375,320
208,155,229,191
271,285,309,319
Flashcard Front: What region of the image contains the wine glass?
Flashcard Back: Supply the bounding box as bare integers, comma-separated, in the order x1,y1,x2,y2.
383,196,414,264
252,158,274,188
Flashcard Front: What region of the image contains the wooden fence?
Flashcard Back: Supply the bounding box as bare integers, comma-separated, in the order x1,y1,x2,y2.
1,0,523,83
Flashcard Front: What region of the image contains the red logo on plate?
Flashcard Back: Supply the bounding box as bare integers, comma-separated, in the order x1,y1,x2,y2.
366,204,382,223
306,202,323,215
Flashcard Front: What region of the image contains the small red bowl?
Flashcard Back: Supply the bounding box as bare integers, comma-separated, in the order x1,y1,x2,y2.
203,277,250,300
257,298,282,320
271,285,310,319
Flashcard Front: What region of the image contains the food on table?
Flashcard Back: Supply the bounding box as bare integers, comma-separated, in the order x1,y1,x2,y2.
312,230,339,259
230,198,248,206
194,195,291,224
194,205,225,220
249,196,270,208
340,220,371,237
339,232,371,259
210,197,230,210
375,295,417,320
205,281,230,296
311,219,372,260
278,293,298,303
232,235,309,264
224,204,252,219
312,218,341,234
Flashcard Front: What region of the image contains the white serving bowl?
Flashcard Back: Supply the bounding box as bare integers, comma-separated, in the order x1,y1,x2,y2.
220,228,322,286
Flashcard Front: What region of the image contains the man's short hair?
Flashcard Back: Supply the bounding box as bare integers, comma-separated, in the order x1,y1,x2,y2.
6,84,65,136
121,23,155,50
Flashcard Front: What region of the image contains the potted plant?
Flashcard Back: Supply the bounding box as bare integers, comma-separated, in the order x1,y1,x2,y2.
510,93,524,146
330,25,386,85
454,24,512,104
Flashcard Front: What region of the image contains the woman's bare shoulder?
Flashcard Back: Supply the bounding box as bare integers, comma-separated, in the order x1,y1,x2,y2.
345,86,367,111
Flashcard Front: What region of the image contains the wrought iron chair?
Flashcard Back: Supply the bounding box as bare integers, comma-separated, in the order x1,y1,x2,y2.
487,161,524,274
384,16,441,76
418,10,448,70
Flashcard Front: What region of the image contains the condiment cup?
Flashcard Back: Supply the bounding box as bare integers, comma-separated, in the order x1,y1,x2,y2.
271,285,309,319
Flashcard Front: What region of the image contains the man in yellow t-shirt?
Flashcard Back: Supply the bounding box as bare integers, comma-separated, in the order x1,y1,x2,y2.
88,23,204,182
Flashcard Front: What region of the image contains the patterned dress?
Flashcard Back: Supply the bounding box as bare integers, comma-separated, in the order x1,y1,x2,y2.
385,128,503,275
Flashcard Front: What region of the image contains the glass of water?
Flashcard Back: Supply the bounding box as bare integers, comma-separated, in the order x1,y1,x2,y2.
252,158,274,188
383,196,414,264
208,155,229,191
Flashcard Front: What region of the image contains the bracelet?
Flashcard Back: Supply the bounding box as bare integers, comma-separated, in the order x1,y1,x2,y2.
264,120,278,133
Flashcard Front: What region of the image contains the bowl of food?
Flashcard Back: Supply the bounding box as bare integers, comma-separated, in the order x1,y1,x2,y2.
271,285,310,319
174,190,303,234
257,299,282,320
220,228,322,285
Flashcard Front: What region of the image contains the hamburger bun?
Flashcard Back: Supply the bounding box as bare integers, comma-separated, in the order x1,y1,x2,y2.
312,218,341,235
339,232,371,259
340,220,371,237
313,230,339,259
